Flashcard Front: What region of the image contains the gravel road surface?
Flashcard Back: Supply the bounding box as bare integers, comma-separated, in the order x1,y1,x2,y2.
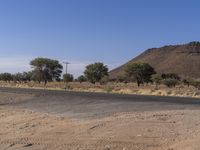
0,87,200,119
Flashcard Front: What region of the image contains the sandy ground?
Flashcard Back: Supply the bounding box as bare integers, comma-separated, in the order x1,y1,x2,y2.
0,93,200,150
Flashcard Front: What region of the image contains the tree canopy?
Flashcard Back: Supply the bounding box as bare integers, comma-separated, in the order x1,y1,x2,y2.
125,62,156,86
84,62,108,84
0,73,13,81
30,57,63,84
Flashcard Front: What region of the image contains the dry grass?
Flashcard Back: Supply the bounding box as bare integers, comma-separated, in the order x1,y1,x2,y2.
0,81,200,98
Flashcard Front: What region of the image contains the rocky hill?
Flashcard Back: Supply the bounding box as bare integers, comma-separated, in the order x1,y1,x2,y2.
109,42,200,79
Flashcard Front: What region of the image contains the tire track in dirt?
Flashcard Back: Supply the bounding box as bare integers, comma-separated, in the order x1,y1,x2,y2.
0,137,162,150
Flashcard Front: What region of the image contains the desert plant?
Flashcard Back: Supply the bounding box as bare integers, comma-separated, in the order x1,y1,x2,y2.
163,78,179,88
84,62,108,84
161,73,181,81
125,62,156,86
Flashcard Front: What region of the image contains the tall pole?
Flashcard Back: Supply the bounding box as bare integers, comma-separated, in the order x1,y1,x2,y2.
63,62,70,75
63,61,70,90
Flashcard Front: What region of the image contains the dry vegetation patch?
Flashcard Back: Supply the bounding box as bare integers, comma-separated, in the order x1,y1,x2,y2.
0,81,200,98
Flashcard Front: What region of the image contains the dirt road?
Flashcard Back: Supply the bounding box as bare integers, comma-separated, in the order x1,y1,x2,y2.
0,87,200,150
0,87,200,119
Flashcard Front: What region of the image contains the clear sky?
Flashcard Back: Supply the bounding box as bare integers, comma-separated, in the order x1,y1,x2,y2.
0,0,200,77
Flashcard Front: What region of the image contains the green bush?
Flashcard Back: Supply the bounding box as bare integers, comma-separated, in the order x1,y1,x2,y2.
161,73,180,81
163,78,179,88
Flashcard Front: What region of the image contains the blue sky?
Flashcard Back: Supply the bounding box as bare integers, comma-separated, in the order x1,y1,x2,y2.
0,0,200,77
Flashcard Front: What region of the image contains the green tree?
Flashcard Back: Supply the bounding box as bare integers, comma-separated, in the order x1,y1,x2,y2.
30,69,44,83
84,62,108,84
30,58,63,85
12,73,23,83
0,73,13,82
77,75,87,83
22,71,32,82
63,74,74,82
125,62,156,86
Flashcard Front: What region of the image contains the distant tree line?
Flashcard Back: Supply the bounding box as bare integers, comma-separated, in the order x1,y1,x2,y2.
0,72,32,83
0,58,109,85
114,62,200,89
0,57,199,89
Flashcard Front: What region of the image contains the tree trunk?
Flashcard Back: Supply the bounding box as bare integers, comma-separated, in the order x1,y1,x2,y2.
44,80,47,86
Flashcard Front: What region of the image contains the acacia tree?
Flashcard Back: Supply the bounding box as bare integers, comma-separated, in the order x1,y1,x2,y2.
84,62,108,84
30,58,63,85
125,62,156,86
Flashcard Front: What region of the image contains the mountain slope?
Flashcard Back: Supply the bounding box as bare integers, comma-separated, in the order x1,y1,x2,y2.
110,42,200,79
